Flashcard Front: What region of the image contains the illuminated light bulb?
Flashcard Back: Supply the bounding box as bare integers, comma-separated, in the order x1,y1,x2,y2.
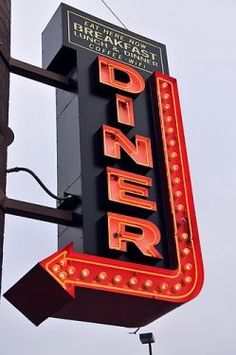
169,152,178,160
183,276,192,285
166,127,174,135
51,264,61,274
161,82,168,88
128,277,138,287
174,190,182,198
176,204,185,212
143,280,153,289
97,271,107,282
165,115,173,123
162,93,170,100
181,248,191,257
112,275,122,285
172,283,182,293
67,266,76,276
168,139,176,147
172,177,181,185
171,164,179,172
163,103,171,111
80,268,90,279
159,283,168,291
183,263,193,272
59,259,67,267
179,232,189,242
59,271,67,280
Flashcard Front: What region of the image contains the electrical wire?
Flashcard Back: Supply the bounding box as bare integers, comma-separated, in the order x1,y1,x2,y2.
100,0,128,30
7,167,69,201
129,327,141,335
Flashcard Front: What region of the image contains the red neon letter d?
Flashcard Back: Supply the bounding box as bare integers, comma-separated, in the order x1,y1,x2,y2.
98,56,145,94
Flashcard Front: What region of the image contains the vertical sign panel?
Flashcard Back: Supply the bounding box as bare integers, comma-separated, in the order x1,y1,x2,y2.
4,4,203,327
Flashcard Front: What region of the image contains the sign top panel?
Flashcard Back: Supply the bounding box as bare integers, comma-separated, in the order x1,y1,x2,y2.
42,3,169,74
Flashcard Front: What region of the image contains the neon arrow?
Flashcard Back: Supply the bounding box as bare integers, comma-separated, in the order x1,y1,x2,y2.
41,241,199,303
4,235,201,326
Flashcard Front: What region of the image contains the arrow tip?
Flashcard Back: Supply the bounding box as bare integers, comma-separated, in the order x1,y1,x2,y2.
4,262,74,326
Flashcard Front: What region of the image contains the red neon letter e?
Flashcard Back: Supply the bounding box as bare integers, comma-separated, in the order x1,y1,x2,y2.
107,167,157,211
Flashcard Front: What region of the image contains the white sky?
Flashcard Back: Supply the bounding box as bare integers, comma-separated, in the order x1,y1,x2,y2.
1,0,236,354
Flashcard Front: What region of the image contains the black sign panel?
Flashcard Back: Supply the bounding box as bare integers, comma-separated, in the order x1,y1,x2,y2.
42,4,174,270
42,4,169,75
67,10,167,73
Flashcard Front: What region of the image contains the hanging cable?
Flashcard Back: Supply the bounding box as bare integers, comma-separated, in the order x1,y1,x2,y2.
100,0,128,30
129,327,141,335
7,167,72,202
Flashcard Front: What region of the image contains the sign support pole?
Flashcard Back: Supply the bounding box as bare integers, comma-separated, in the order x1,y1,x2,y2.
148,342,153,355
0,0,11,298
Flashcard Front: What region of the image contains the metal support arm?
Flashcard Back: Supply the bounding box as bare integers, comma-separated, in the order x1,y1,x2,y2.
9,58,77,91
0,192,81,227
0,48,77,92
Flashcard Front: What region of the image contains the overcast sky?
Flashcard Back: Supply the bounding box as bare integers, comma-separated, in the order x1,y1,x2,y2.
1,0,236,354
